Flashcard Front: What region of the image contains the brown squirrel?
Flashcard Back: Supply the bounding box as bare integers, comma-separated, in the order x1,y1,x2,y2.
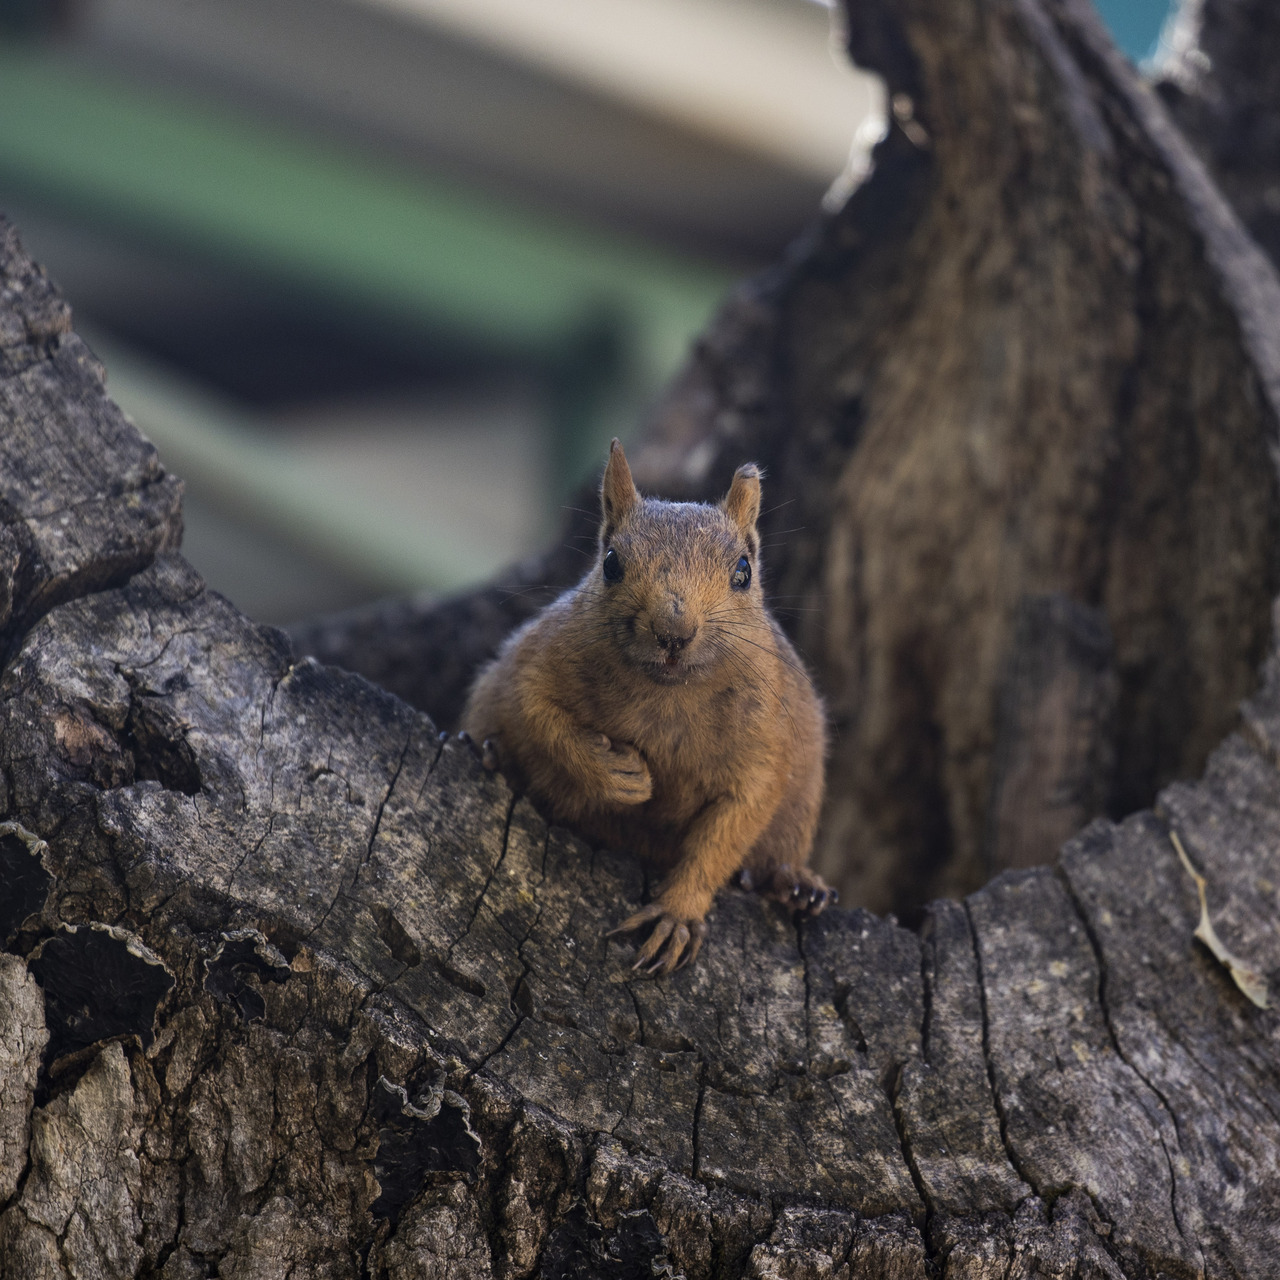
462,440,832,975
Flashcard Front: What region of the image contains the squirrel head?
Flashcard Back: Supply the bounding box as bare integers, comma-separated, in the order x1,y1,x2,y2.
594,439,766,685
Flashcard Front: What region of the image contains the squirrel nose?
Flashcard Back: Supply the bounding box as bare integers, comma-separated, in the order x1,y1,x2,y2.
653,594,697,654
653,618,697,654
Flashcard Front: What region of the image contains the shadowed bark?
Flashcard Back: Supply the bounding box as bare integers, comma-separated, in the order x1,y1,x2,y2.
1155,0,1280,274
4,0,1280,1275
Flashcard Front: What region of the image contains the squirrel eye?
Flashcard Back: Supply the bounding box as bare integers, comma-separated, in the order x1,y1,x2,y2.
602,548,624,583
730,555,752,591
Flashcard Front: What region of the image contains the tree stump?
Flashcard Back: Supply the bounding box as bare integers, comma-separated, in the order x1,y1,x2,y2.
3,0,1280,1276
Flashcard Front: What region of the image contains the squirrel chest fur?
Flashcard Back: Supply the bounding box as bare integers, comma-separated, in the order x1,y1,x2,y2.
462,439,832,974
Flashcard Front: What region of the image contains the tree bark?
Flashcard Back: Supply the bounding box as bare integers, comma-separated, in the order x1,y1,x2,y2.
1155,0,1280,276
4,0,1280,1276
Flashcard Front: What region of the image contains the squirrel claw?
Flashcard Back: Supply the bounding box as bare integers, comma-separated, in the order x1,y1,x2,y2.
805,886,836,916
755,865,837,917
606,902,665,937
671,924,705,971
609,905,706,976
454,730,500,773
632,916,677,970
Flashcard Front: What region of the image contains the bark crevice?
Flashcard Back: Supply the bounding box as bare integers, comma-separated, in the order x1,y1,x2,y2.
962,899,1043,1209
1055,860,1206,1274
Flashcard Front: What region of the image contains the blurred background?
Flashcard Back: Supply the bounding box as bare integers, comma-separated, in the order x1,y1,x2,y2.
0,0,1173,624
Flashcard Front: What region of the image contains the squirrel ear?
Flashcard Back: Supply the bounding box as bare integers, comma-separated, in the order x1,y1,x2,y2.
723,463,762,543
600,438,639,543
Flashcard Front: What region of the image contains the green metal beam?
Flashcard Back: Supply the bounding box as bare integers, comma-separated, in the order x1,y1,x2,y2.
0,43,733,384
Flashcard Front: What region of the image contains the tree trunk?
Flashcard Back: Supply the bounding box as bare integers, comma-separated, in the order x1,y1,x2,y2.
4,0,1280,1276
1155,0,1280,276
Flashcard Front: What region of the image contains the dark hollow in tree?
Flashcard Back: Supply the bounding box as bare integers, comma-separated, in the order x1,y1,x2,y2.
2,0,1280,1275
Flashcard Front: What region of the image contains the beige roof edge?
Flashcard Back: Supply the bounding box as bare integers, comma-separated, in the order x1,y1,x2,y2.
351,0,885,179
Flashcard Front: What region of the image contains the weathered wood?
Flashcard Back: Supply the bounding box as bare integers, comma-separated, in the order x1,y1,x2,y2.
289,527,590,735
0,954,46,1206
4,0,1280,1271
1156,0,1280,275
5,531,1278,1276
985,594,1116,876
0,221,183,666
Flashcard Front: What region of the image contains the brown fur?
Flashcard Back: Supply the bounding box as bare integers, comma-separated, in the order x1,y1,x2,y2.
462,440,831,973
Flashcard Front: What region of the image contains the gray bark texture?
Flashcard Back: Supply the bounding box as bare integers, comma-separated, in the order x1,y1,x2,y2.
1156,0,1280,276
2,0,1280,1276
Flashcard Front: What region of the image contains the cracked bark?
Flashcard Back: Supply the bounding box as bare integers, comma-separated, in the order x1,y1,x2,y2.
4,0,1280,1275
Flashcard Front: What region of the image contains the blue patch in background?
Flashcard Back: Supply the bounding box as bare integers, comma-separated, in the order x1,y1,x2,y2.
1092,0,1176,62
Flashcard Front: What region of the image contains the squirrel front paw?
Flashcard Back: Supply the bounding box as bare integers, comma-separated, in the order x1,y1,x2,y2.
738,863,838,916
587,733,652,806
452,730,499,772
607,901,707,976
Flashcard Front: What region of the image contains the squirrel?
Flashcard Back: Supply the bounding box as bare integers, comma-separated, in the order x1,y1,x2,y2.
461,439,833,975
